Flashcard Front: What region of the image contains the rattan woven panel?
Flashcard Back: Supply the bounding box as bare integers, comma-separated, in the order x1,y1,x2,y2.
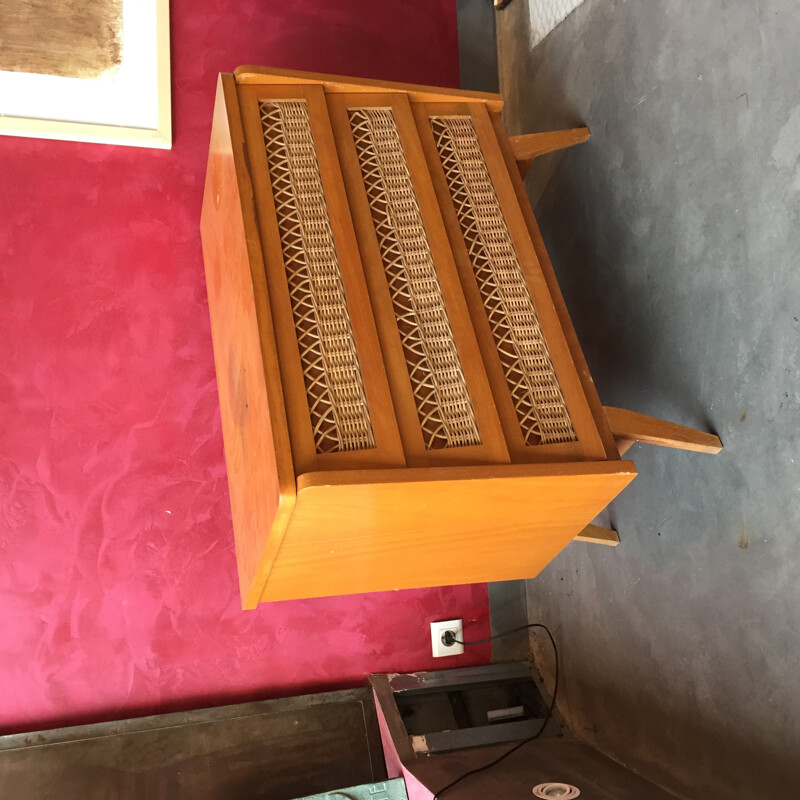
430,115,576,446
260,100,375,454
348,107,481,450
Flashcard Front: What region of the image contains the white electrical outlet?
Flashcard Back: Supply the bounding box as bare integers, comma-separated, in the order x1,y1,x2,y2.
430,619,464,657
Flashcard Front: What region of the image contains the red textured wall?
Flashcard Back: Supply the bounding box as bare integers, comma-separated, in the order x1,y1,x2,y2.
0,0,491,735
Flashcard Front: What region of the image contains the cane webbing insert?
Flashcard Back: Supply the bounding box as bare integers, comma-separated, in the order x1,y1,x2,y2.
349,107,481,450
431,115,576,446
260,100,375,454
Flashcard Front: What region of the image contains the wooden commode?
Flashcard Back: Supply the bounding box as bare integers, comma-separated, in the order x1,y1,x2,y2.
200,67,721,608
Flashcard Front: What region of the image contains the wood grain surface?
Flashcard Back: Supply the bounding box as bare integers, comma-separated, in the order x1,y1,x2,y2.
261,462,636,601
605,406,724,454
0,690,385,800
234,64,504,111
200,75,296,609
574,523,620,546
510,127,591,177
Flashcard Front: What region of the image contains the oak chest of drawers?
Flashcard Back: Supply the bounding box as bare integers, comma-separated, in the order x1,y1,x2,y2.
200,67,638,608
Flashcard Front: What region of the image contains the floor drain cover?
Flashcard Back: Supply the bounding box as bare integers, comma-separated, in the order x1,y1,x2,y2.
532,783,581,799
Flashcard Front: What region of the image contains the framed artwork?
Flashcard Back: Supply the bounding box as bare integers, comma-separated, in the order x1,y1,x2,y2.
0,0,171,148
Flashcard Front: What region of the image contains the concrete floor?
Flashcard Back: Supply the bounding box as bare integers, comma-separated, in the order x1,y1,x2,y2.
485,0,800,797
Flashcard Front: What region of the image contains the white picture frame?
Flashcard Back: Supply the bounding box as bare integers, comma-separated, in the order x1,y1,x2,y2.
0,0,171,149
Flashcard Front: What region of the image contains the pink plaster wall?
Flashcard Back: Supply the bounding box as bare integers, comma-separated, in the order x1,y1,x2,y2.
0,0,491,735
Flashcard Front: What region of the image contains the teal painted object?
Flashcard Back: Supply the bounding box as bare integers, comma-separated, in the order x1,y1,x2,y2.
292,778,408,800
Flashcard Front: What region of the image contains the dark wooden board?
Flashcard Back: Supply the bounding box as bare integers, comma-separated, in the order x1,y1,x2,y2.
0,689,385,800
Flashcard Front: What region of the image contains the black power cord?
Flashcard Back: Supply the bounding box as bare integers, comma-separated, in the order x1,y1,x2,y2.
432,623,559,800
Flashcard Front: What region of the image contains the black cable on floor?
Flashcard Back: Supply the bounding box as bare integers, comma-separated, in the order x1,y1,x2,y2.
432,623,558,800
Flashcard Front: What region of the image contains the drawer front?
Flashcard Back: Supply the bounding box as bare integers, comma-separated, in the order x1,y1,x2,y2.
414,100,606,462
328,93,509,467
238,84,405,473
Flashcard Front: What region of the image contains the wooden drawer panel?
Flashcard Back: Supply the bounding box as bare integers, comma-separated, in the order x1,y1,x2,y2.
238,84,405,473
430,113,577,447
414,101,606,462
260,99,375,454
328,93,509,467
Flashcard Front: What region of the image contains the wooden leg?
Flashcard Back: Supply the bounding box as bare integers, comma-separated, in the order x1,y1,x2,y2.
574,524,619,546
510,127,591,178
604,406,723,455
